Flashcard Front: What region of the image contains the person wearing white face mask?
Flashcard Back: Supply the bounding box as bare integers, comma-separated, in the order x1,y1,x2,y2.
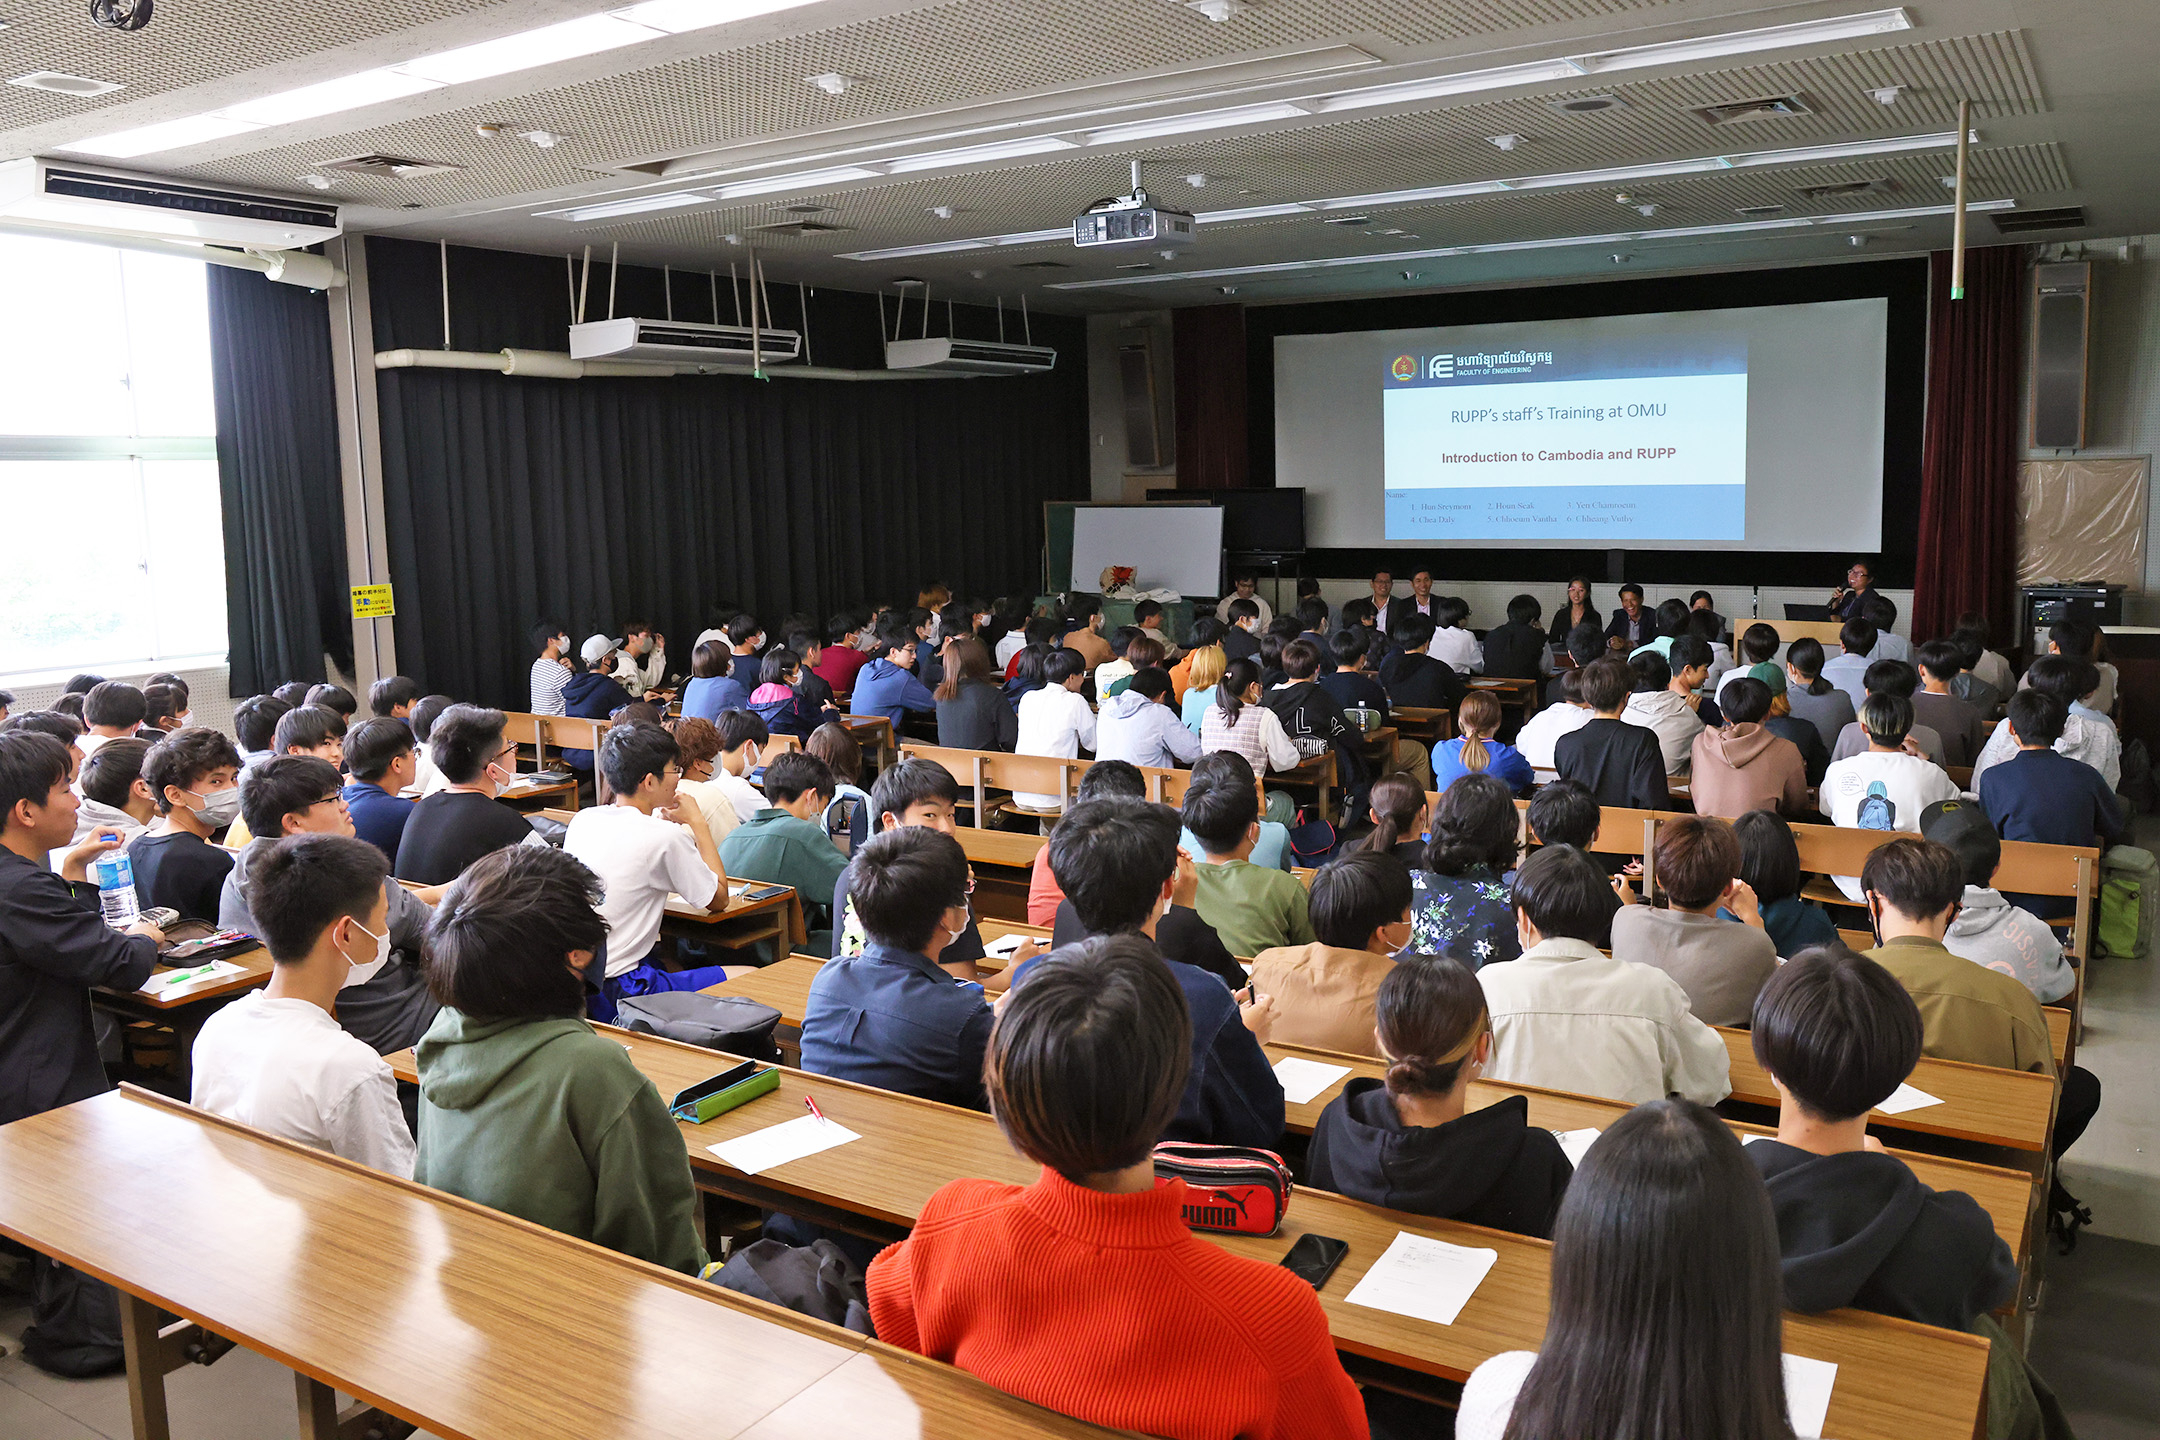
393,705,550,886
710,709,771,827
529,620,576,716
130,726,244,920
219,756,446,1057
191,832,415,1176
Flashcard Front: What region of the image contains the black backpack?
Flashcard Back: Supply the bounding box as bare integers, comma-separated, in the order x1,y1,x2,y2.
612,991,781,1061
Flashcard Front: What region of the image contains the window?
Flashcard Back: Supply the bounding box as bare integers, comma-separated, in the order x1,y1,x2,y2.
0,233,225,681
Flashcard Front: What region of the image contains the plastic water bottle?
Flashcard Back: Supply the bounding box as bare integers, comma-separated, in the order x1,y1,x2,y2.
92,850,139,928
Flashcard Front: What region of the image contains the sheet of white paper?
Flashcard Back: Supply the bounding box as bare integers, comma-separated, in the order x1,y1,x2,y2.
1552,1128,1600,1168
1272,1056,1352,1105
1782,1353,1838,1438
708,1115,861,1176
1874,1081,1944,1115
1343,1232,1499,1326
142,960,245,994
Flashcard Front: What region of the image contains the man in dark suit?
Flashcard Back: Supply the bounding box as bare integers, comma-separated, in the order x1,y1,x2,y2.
1383,568,1441,636
1603,583,1655,649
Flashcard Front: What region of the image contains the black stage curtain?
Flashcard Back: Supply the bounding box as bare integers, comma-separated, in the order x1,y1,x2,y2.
207,265,351,694
365,238,1088,710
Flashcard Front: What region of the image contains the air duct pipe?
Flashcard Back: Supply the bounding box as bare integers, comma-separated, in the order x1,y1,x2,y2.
372,347,944,380
0,219,345,286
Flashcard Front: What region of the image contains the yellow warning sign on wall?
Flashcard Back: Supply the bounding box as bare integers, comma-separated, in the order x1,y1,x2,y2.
350,583,396,618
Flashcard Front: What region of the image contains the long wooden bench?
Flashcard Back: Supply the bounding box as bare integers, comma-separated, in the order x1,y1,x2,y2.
384,1029,1990,1439
0,1085,1128,1440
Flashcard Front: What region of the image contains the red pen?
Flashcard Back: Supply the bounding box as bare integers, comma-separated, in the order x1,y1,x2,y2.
804,1093,828,1125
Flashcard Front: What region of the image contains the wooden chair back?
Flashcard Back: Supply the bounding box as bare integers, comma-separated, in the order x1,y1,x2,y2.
1769,618,1848,646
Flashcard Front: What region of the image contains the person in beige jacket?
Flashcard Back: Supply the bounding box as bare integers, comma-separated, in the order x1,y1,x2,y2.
1688,675,1811,820
1248,851,1410,1057
1476,845,1731,1106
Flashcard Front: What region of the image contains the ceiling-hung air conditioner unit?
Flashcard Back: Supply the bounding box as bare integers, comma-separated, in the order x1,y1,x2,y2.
568,317,802,369
884,337,1058,376
0,158,341,247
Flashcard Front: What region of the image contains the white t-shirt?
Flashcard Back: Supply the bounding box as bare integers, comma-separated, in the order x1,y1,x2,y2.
1513,703,1593,770
715,767,768,825
563,804,719,973
1014,686,1098,809
674,777,742,843
993,630,1027,669
1822,748,1962,899
1429,626,1483,674
190,994,415,1177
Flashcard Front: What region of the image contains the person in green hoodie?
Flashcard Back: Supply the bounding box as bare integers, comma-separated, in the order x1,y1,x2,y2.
413,843,705,1276
718,751,850,955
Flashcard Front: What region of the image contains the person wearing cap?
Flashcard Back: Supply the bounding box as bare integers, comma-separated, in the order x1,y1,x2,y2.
558,635,635,786
1922,799,2077,1004
1749,661,1830,787
1095,669,1202,771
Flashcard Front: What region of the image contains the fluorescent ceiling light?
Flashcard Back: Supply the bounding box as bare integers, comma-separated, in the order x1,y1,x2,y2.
1577,8,1912,72
614,0,824,33
1086,100,1308,146
835,228,1065,259
218,68,443,125
884,135,1077,172
715,164,883,198
66,113,263,158
1192,202,1314,222
537,190,718,221
398,13,663,85
1313,60,1581,113
1046,198,2014,288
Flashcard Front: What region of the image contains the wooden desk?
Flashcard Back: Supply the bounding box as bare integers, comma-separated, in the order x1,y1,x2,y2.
386,1031,1986,1438
1719,1028,2057,1154
662,881,809,960
957,827,1046,868
698,965,2034,1267
1390,706,1454,745
843,713,898,771
94,945,276,1084
496,774,580,812
955,827,1042,923
0,1086,1125,1440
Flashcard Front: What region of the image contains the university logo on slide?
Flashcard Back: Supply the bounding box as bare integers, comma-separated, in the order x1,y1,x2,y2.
1390,355,1417,381
1429,353,1455,379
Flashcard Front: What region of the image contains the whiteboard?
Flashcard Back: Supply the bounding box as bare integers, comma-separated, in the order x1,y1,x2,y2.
1069,506,1224,597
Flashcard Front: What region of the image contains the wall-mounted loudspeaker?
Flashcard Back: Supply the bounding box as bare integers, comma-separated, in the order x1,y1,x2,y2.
2030,261,2091,450
1118,343,1161,467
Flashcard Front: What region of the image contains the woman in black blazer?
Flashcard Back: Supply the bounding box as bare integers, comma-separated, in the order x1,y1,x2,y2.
1545,575,1602,645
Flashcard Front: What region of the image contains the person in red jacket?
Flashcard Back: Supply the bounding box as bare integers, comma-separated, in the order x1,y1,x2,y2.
867,933,1366,1440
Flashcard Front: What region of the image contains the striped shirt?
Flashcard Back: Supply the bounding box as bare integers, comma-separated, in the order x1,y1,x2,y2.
529,657,570,716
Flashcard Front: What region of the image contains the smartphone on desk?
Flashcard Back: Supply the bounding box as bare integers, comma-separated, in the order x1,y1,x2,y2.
1280,1233,1350,1290
738,883,789,903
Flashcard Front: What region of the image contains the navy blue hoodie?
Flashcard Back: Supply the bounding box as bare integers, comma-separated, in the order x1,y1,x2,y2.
1308,1081,1571,1239
559,670,631,771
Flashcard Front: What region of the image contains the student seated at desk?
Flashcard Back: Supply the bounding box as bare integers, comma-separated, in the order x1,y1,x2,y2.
869,935,1361,1440
394,707,545,885
1481,593,1555,681
853,619,940,729
131,727,243,921
1012,649,1096,811
1820,616,1881,713
1090,625,1143,698
1609,815,1777,1027
1856,837,2101,1238
403,694,453,797
802,825,993,1109
1822,694,1962,902
1200,660,1301,826
837,759,1023,973
1783,636,1858,755
1921,800,2077,1004
1433,690,1533,796
1621,643,1706,776
528,620,573,717
2019,618,2118,715
1689,677,1809,821
718,751,849,955
1429,595,1482,674
223,757,442,1055
725,614,768,690
1266,638,1369,811
76,681,144,762
366,675,418,721
1249,851,1409,1055
1913,642,1993,767
706,709,770,828
1409,774,1522,969
1060,595,1113,671
1828,660,1947,769
1341,772,1428,869
807,722,872,853
748,647,838,740
1515,666,1593,772
195,834,414,1175
1733,810,1840,959
1973,654,2121,791
1175,622,1226,727
565,723,741,1016
559,636,635,779
1182,757,1316,957
663,716,736,842
680,639,749,723
933,636,1018,752
340,718,418,864
1033,799,1282,1145
1948,620,2008,715
1554,656,1669,811
1374,612,1465,713
1309,953,1571,1237
1097,668,1200,770
1456,1100,1791,1440
69,737,154,852
1744,945,2017,1330
1978,690,2126,881
415,845,705,1275
1545,621,1604,707
1478,845,1730,1105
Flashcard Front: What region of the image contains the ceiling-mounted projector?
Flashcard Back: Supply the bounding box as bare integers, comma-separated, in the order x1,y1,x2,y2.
1074,160,1195,250
885,336,1057,376
569,317,800,370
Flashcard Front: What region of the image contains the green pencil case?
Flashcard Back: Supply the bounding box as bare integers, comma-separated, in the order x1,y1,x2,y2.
671,1061,781,1123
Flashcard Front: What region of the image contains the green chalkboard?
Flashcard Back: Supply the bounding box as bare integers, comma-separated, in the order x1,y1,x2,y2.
1044,501,1077,599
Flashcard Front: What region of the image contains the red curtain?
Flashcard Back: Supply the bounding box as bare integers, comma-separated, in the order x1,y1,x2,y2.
1173,303,1249,489
1913,245,2025,643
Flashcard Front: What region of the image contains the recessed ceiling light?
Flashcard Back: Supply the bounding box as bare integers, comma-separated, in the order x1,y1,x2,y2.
220,68,442,126
535,191,718,221
67,113,263,159
714,164,881,199
399,13,662,85
614,0,824,33
9,71,123,98
807,72,854,96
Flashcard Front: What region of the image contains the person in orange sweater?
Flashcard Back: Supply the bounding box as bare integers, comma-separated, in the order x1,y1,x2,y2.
867,934,1367,1440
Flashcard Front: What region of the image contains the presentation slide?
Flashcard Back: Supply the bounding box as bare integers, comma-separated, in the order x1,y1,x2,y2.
1383,333,1747,541
1276,298,1889,552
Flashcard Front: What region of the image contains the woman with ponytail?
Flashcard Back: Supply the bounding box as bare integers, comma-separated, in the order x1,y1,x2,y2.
1431,690,1534,795
1354,774,1429,867
1308,953,1571,1237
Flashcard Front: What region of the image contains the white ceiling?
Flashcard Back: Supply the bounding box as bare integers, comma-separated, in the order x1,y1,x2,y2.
0,0,2147,310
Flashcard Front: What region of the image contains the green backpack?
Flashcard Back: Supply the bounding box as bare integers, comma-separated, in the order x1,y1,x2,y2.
2096,845,2159,960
